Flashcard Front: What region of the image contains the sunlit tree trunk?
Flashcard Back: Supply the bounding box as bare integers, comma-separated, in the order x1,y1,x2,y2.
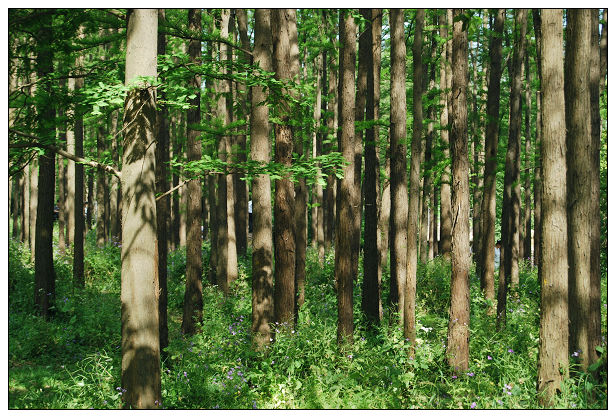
120,8,161,409
389,8,408,319
446,9,471,372
439,9,452,260
536,9,568,406
251,8,274,349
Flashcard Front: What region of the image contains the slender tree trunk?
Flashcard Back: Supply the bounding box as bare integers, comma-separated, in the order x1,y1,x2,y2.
181,8,204,336
471,33,483,266
439,9,453,260
334,9,357,345
23,165,30,245
325,26,338,250
480,9,504,310
120,9,161,409
497,9,527,327
86,171,93,232
29,159,38,259
588,8,603,376
446,9,471,372
251,8,274,349
96,126,107,247
33,12,55,318
57,155,66,255
536,9,568,406
272,9,298,328
389,8,408,320
361,8,382,327
72,59,85,287
405,9,425,355
170,112,181,251
216,9,232,295
109,110,121,243
156,8,170,354
523,54,532,262
12,176,21,240
532,10,543,270
565,8,597,373
313,52,325,263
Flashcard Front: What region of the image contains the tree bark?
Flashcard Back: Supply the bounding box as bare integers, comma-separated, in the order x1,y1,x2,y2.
33,12,55,319
523,54,532,262
251,8,274,349
156,8,170,355
536,9,569,406
272,9,297,328
181,8,204,337
120,8,161,409
71,58,85,288
565,8,597,373
388,9,408,320
446,9,471,372
480,9,504,310
405,9,425,355
439,9,453,260
96,125,107,247
532,10,543,271
335,9,357,345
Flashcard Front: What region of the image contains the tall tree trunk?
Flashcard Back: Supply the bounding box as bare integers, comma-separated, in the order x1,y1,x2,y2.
536,9,568,406
235,9,250,258
57,156,66,255
272,9,298,328
181,8,204,337
71,54,85,287
96,125,107,247
335,9,357,345
251,8,274,349
29,159,38,259
86,171,94,232
588,8,603,377
313,52,325,262
565,8,597,373
405,8,425,355
497,9,527,327
120,9,161,409
523,54,532,262
480,9,504,310
156,8,170,355
22,167,30,245
12,176,21,240
109,110,121,243
170,111,181,251
216,9,232,295
389,8,408,320
361,8,382,327
446,9,471,372
325,22,338,251
532,10,543,270
439,9,453,260
33,12,55,318
471,30,483,266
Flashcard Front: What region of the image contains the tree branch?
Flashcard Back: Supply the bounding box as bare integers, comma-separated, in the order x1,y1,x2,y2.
9,129,121,178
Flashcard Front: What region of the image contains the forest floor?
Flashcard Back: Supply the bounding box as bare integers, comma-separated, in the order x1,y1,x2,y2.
8,231,608,409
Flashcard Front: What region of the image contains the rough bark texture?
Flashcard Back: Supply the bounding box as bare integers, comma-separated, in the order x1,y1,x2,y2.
335,10,357,346
181,8,204,336
156,8,170,355
57,155,66,255
536,9,569,406
405,9,424,355
565,8,597,373
497,9,527,327
33,12,55,319
523,55,532,262
361,8,382,327
532,10,543,271
72,67,85,287
439,9,452,260
251,9,274,349
446,9,470,372
272,9,297,328
109,110,121,243
29,159,38,259
480,9,504,310
216,9,232,295
120,9,161,409
388,8,408,319
96,125,107,247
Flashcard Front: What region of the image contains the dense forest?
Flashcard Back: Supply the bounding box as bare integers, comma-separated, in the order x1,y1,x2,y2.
8,8,608,409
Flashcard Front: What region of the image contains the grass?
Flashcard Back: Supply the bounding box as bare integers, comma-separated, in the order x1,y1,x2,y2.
8,232,608,409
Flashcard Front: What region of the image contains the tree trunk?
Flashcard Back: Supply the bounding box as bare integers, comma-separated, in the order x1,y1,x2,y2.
272,9,298,328
109,110,121,243
497,9,527,327
405,8,425,355
335,9,357,345
523,54,532,262
57,155,66,255
565,8,597,373
532,10,542,271
325,26,338,250
389,8,408,320
439,9,453,261
251,8,274,349
536,9,569,406
86,171,93,232
72,60,85,288
181,8,204,337
29,159,38,259
156,8,170,355
446,9,471,372
120,9,161,409
33,12,55,318
361,8,382,327
96,125,107,247
480,9,504,310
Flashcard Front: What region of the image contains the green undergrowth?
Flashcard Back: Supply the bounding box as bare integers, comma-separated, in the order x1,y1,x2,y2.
8,234,607,409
